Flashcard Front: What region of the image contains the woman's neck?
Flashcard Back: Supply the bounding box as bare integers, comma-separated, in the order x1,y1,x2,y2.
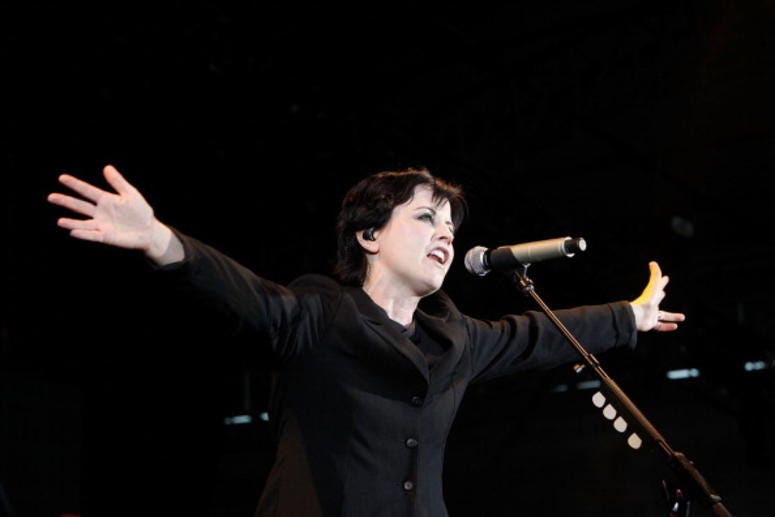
362,283,419,327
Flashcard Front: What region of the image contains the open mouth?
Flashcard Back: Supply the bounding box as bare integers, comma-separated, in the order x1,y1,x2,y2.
427,248,448,265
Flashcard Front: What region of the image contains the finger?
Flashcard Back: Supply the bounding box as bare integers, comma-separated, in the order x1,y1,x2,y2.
69,229,105,243
658,311,686,323
103,164,137,196
655,274,670,293
644,261,661,291
648,263,670,298
57,217,98,231
654,289,667,306
58,173,110,202
47,193,96,217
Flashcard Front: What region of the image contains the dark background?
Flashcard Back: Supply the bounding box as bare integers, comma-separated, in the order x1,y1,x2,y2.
3,2,774,516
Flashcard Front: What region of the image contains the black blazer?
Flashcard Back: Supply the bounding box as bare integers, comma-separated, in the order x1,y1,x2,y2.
158,230,637,517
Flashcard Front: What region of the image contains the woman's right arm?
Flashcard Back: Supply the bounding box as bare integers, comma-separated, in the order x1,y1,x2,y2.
47,164,184,265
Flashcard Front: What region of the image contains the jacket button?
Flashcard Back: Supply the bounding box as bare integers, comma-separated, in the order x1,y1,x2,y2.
403,480,415,491
410,396,423,407
405,437,418,448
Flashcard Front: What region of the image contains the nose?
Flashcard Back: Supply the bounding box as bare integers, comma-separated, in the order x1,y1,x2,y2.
436,224,454,243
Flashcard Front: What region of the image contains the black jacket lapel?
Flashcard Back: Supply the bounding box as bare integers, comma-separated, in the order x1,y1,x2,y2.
348,287,430,382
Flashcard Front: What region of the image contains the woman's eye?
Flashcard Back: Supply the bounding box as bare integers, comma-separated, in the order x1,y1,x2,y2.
419,213,434,223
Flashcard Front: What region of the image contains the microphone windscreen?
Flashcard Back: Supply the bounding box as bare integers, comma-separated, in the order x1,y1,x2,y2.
464,246,489,276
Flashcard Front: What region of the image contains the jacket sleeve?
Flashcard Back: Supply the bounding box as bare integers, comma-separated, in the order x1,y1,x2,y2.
465,302,637,384
149,228,340,365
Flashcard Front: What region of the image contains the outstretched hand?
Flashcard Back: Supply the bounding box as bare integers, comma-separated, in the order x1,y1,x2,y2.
48,164,182,263
629,261,685,332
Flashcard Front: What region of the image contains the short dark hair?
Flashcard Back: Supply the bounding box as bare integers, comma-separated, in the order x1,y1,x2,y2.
334,167,467,286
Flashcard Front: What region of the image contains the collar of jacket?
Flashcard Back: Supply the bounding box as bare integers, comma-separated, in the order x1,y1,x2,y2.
347,287,466,388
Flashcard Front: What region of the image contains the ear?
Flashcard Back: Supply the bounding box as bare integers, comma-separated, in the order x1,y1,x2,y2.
356,229,379,253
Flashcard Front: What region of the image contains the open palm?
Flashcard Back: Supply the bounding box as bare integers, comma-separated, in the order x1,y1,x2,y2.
48,164,156,250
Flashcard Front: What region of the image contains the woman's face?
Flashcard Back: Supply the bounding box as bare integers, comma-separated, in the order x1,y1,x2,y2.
370,185,455,297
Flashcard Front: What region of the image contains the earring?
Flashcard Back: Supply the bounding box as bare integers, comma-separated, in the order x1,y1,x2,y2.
363,228,376,241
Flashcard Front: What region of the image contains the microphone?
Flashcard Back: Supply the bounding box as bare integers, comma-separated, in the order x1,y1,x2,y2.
464,236,587,276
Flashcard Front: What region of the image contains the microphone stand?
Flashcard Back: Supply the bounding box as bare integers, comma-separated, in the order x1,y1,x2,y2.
509,264,733,517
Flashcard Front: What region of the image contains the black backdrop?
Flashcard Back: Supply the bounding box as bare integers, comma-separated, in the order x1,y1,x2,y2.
3,2,774,516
